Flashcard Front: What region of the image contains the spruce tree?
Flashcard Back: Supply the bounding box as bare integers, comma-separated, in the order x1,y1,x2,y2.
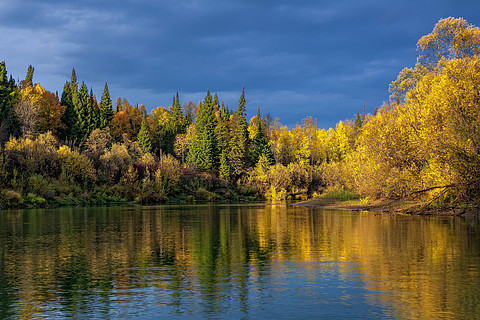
0,61,18,142
137,117,152,154
219,150,230,181
60,68,82,142
354,111,363,129
215,102,230,156
76,81,97,140
21,65,34,87
164,92,185,154
187,89,218,171
251,108,274,165
60,81,76,140
99,82,113,128
229,86,249,177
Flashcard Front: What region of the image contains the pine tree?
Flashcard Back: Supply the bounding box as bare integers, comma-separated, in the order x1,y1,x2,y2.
76,81,97,140
137,117,152,154
354,111,363,129
164,92,186,154
70,68,80,111
90,88,101,129
219,150,230,181
215,102,230,155
60,68,82,142
229,86,249,177
187,89,218,171
99,82,113,128
251,107,274,165
60,81,76,140
0,61,18,142
21,65,34,88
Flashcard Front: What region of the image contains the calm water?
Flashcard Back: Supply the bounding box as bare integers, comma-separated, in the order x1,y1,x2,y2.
1,204,480,319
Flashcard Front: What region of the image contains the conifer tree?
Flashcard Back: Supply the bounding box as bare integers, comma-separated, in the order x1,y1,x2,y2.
354,111,363,129
90,87,100,129
60,68,82,142
21,65,34,88
251,107,275,165
219,150,230,181
0,61,18,142
164,92,185,154
137,117,152,154
99,82,113,128
187,89,218,171
70,68,80,111
229,86,249,177
76,81,97,140
60,81,77,140
215,102,230,156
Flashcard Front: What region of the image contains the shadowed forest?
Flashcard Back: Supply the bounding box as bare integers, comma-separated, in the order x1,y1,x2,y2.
1,17,480,208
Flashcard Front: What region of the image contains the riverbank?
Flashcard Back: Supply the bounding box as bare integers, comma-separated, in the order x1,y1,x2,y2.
294,198,480,218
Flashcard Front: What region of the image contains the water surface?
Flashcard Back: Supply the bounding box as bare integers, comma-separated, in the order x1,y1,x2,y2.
1,204,479,319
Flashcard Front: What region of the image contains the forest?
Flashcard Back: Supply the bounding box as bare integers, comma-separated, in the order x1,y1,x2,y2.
1,17,480,209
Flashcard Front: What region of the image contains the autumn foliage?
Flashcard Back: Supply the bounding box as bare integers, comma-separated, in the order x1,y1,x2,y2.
1,17,480,208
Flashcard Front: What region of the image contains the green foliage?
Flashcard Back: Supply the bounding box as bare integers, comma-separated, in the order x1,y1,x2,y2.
6,20,480,209
99,82,113,128
187,90,218,171
137,118,152,154
0,61,19,143
251,108,275,165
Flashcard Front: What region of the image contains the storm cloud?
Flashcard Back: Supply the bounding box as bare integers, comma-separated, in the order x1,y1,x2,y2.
1,0,480,128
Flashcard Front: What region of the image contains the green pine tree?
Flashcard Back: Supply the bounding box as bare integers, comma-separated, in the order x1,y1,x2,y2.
187,89,218,171
99,82,113,128
21,65,34,87
76,81,97,140
251,107,274,165
229,86,249,177
354,111,363,129
137,117,152,154
0,61,18,142
219,150,230,181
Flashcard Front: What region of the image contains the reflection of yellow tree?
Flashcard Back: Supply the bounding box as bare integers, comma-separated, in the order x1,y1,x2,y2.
1,205,480,319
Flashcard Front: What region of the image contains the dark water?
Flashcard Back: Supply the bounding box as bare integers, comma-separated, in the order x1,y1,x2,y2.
1,204,480,319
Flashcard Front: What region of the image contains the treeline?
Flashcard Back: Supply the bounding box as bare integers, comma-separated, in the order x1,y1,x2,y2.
1,17,480,208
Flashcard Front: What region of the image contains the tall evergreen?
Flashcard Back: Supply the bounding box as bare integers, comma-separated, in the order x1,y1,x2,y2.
187,89,218,171
0,61,18,142
215,102,230,156
354,111,363,129
219,150,230,181
21,65,34,87
99,82,113,128
70,68,80,110
60,68,82,142
251,107,274,165
164,92,185,154
76,81,96,140
229,86,249,177
213,92,219,109
137,117,151,154
90,87,100,129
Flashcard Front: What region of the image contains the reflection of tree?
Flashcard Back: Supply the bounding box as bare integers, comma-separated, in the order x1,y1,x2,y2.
1,205,480,319
0,249,17,319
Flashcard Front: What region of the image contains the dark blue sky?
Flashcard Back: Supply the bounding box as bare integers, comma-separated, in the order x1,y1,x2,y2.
2,0,480,128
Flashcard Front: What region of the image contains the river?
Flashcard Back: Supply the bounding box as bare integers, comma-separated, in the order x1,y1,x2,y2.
0,203,479,319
